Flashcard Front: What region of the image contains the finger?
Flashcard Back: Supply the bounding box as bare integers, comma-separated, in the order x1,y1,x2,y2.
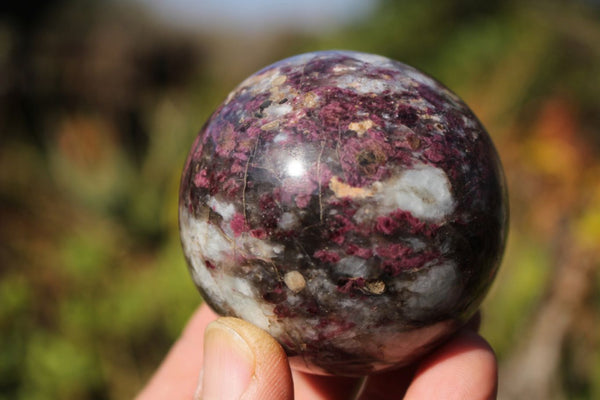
198,317,294,400
355,312,484,400
355,365,415,400
404,329,498,400
292,369,364,400
136,304,219,400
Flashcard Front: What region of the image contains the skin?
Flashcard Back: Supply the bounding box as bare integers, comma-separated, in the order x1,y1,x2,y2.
136,304,497,400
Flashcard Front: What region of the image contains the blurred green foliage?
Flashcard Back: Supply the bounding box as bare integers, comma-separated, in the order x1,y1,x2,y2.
1,0,599,398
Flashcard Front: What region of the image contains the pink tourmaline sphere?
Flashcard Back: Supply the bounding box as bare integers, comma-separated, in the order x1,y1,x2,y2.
179,51,508,376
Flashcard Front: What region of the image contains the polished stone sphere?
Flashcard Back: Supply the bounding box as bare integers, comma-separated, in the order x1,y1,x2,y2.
179,51,508,376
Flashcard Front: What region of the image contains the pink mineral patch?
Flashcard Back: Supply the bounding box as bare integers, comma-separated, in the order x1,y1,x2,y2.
230,213,249,236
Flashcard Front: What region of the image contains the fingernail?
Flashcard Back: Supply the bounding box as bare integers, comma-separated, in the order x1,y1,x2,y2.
198,319,255,400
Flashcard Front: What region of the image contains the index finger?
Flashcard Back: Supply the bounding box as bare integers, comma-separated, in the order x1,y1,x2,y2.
357,327,497,400
404,329,497,400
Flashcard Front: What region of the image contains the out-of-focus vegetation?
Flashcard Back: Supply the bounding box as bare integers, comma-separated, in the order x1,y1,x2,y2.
1,0,599,399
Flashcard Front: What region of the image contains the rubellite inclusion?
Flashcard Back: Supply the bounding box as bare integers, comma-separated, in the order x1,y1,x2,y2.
179,51,508,376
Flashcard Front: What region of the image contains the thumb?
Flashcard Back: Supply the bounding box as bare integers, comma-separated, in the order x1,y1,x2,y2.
196,317,294,400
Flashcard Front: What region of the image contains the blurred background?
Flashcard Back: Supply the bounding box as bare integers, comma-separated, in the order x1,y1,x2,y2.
1,0,599,398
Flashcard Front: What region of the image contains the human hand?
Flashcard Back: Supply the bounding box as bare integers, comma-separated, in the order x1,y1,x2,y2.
136,304,497,400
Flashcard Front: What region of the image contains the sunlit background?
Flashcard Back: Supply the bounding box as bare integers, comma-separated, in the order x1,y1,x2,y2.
1,0,600,399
